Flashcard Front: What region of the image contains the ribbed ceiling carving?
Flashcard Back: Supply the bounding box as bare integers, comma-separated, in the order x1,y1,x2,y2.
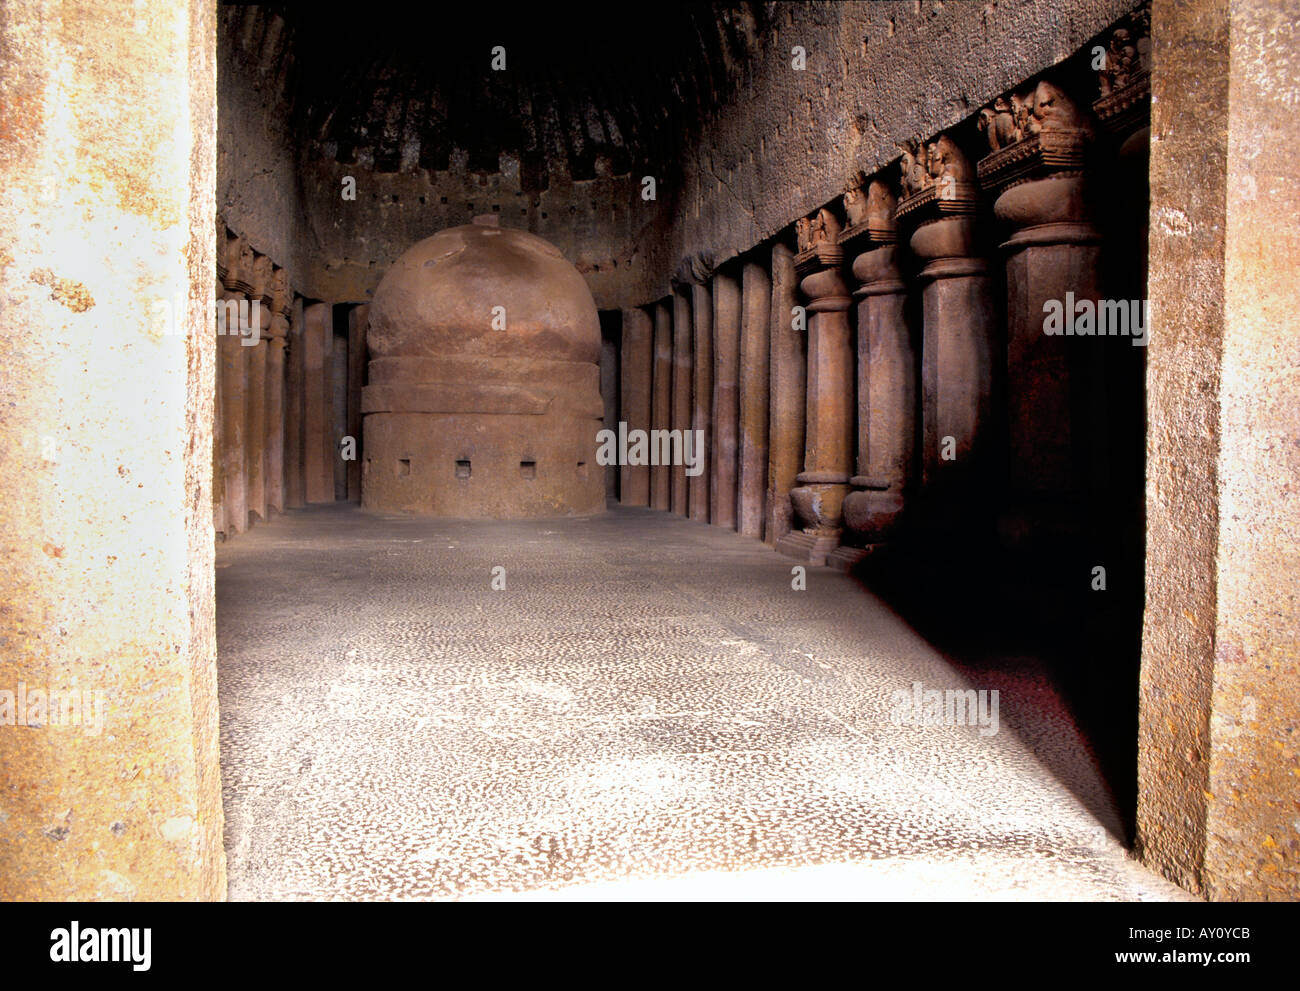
222,3,768,191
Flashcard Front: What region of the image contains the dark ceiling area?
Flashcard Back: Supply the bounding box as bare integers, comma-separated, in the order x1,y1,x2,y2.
223,2,769,190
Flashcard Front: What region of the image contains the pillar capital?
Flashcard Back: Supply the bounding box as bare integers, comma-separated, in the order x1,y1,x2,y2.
1093,4,1151,141
270,265,291,316
794,208,851,310
840,178,905,296
267,311,290,343
978,80,1098,242
895,133,984,280
895,133,980,224
225,235,255,296
777,208,856,562
250,252,274,307
216,217,229,285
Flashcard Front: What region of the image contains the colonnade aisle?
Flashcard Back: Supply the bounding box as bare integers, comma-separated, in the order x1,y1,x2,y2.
215,505,1188,901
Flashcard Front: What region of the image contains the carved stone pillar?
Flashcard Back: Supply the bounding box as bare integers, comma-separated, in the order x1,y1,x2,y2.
284,295,306,509
670,289,693,516
264,266,290,516
830,178,914,571
896,133,995,544
978,81,1098,553
302,302,334,504
618,305,653,506
650,298,673,512
711,270,741,530
1094,5,1151,164
346,303,370,503
245,252,272,523
764,240,804,545
689,282,713,522
219,236,253,534
213,220,228,538
331,329,348,501
776,209,854,565
737,258,771,539
1093,7,1151,567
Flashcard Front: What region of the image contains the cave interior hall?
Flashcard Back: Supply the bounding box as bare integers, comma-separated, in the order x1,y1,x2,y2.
0,0,1296,902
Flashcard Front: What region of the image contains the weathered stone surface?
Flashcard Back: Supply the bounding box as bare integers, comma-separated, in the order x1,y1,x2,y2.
0,0,224,900
1138,0,1300,901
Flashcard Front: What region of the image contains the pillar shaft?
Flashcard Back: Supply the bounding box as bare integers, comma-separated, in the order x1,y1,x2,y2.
765,242,804,544
212,283,227,538
331,331,348,501
710,271,741,530
303,302,334,504
218,301,249,533
600,327,620,504
650,299,673,511
1138,0,1300,901
346,304,369,503
670,290,693,516
265,335,286,516
0,0,224,900
245,325,267,523
917,249,995,493
777,234,854,566
897,153,995,545
737,260,771,539
977,84,1099,553
619,306,653,506
284,296,306,509
689,283,713,522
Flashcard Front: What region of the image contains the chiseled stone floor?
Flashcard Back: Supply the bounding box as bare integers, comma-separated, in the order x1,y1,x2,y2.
216,504,1191,901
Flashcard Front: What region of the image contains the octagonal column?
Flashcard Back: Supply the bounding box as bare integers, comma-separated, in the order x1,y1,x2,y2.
896,134,995,546
710,270,741,530
265,266,291,516
689,282,713,522
670,289,693,516
302,302,335,504
776,211,854,566
978,81,1098,554
619,305,653,506
650,298,673,512
830,178,914,571
737,258,771,539
219,235,253,534
284,295,306,509
245,252,272,523
213,221,228,538
347,303,370,503
764,241,804,545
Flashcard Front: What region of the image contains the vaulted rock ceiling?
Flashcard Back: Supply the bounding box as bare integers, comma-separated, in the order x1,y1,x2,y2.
223,3,769,191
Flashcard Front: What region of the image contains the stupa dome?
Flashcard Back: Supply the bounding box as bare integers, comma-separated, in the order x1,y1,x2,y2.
360,221,606,519
368,223,600,364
